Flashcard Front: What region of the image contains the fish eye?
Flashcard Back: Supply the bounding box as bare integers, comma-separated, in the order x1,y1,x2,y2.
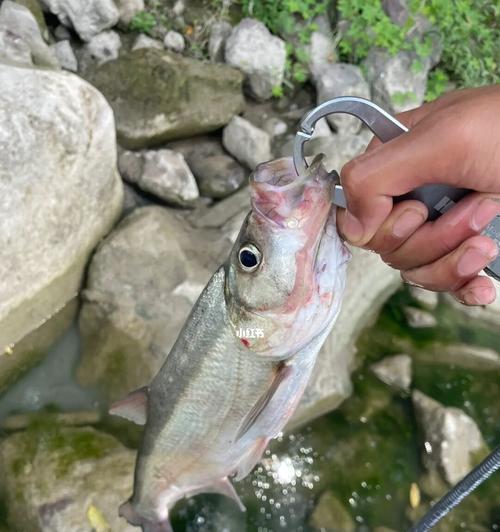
238,244,261,272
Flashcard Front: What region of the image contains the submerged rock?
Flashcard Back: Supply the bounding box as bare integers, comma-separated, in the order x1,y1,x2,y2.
409,286,438,309
0,63,123,379
225,18,286,101
412,390,487,485
0,1,58,67
222,115,272,170
0,424,135,531
309,491,355,532
41,0,120,42
417,343,500,371
403,306,437,328
371,354,412,391
85,48,244,149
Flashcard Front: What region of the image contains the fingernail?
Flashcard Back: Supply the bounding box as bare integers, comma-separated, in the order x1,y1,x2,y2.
462,286,496,305
392,209,426,238
457,245,498,276
471,198,500,231
342,210,364,244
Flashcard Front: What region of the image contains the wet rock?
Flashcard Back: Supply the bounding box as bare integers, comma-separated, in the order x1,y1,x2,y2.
364,48,430,113
120,149,199,207
0,63,123,367
314,63,370,134
1,410,101,431
418,343,500,371
77,204,244,401
412,390,487,484
310,491,355,532
41,0,120,42
0,1,58,67
293,249,401,426
191,154,247,199
409,286,438,309
131,33,163,51
81,29,121,67
308,31,336,81
51,39,77,71
0,424,135,531
225,18,286,101
209,20,231,62
222,115,272,170
163,30,185,53
371,354,412,391
115,0,144,26
442,291,500,327
85,48,244,149
403,306,437,328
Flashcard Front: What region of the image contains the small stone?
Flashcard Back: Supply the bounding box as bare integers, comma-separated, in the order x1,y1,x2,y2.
81,30,122,66
225,18,286,101
364,48,430,113
409,285,438,309
123,149,199,207
191,154,247,199
41,0,120,42
172,0,185,16
308,31,336,81
51,40,78,71
412,390,487,485
222,115,272,170
54,24,71,41
371,354,412,391
0,1,58,68
118,149,144,182
314,63,370,133
208,21,232,62
309,491,355,532
262,116,288,138
131,34,163,51
114,0,144,26
403,306,437,328
382,0,410,26
163,30,185,53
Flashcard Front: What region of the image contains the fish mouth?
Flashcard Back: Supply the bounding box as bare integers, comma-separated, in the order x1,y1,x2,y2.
250,156,333,229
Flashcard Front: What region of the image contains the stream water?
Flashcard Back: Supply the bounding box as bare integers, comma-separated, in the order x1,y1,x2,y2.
0,287,499,531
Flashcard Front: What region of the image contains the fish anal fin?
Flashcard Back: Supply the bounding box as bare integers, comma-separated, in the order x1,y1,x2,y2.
236,363,293,441
109,386,149,425
197,477,246,512
235,437,269,481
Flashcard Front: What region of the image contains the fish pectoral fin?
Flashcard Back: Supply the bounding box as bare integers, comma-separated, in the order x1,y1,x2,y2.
236,363,293,441
202,477,246,512
109,386,149,425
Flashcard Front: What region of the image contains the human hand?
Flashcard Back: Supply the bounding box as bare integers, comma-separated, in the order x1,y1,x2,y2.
337,85,500,306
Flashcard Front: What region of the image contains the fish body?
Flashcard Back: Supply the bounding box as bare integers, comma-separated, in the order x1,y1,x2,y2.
112,157,350,531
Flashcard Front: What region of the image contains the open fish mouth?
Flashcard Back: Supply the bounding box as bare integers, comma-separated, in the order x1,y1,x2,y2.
249,156,333,230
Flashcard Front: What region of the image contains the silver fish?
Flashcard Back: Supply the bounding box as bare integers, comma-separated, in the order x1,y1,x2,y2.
110,156,350,531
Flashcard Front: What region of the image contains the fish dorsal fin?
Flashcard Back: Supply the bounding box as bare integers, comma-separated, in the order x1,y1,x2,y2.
236,363,292,441
109,387,149,425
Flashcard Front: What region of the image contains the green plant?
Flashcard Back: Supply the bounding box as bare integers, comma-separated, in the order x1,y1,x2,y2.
129,11,157,34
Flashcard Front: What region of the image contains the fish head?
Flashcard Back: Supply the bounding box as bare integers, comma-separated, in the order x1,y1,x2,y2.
225,156,350,358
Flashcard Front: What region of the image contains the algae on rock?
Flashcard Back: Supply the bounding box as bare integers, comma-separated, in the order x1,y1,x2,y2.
85,48,245,149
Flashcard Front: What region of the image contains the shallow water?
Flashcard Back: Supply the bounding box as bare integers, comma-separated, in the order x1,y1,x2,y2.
0,288,499,531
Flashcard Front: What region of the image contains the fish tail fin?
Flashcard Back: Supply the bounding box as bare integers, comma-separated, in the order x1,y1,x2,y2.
119,500,172,532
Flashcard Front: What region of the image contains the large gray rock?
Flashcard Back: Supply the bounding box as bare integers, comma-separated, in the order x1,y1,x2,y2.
0,424,135,531
0,0,58,67
412,390,487,485
115,0,144,26
85,48,244,149
209,20,232,62
308,31,336,81
0,63,123,380
225,18,286,101
119,149,199,207
40,0,120,41
364,48,430,113
314,63,370,134
222,115,272,170
15,0,49,41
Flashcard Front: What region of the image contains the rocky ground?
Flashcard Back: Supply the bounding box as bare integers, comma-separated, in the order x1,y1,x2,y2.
0,0,498,531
